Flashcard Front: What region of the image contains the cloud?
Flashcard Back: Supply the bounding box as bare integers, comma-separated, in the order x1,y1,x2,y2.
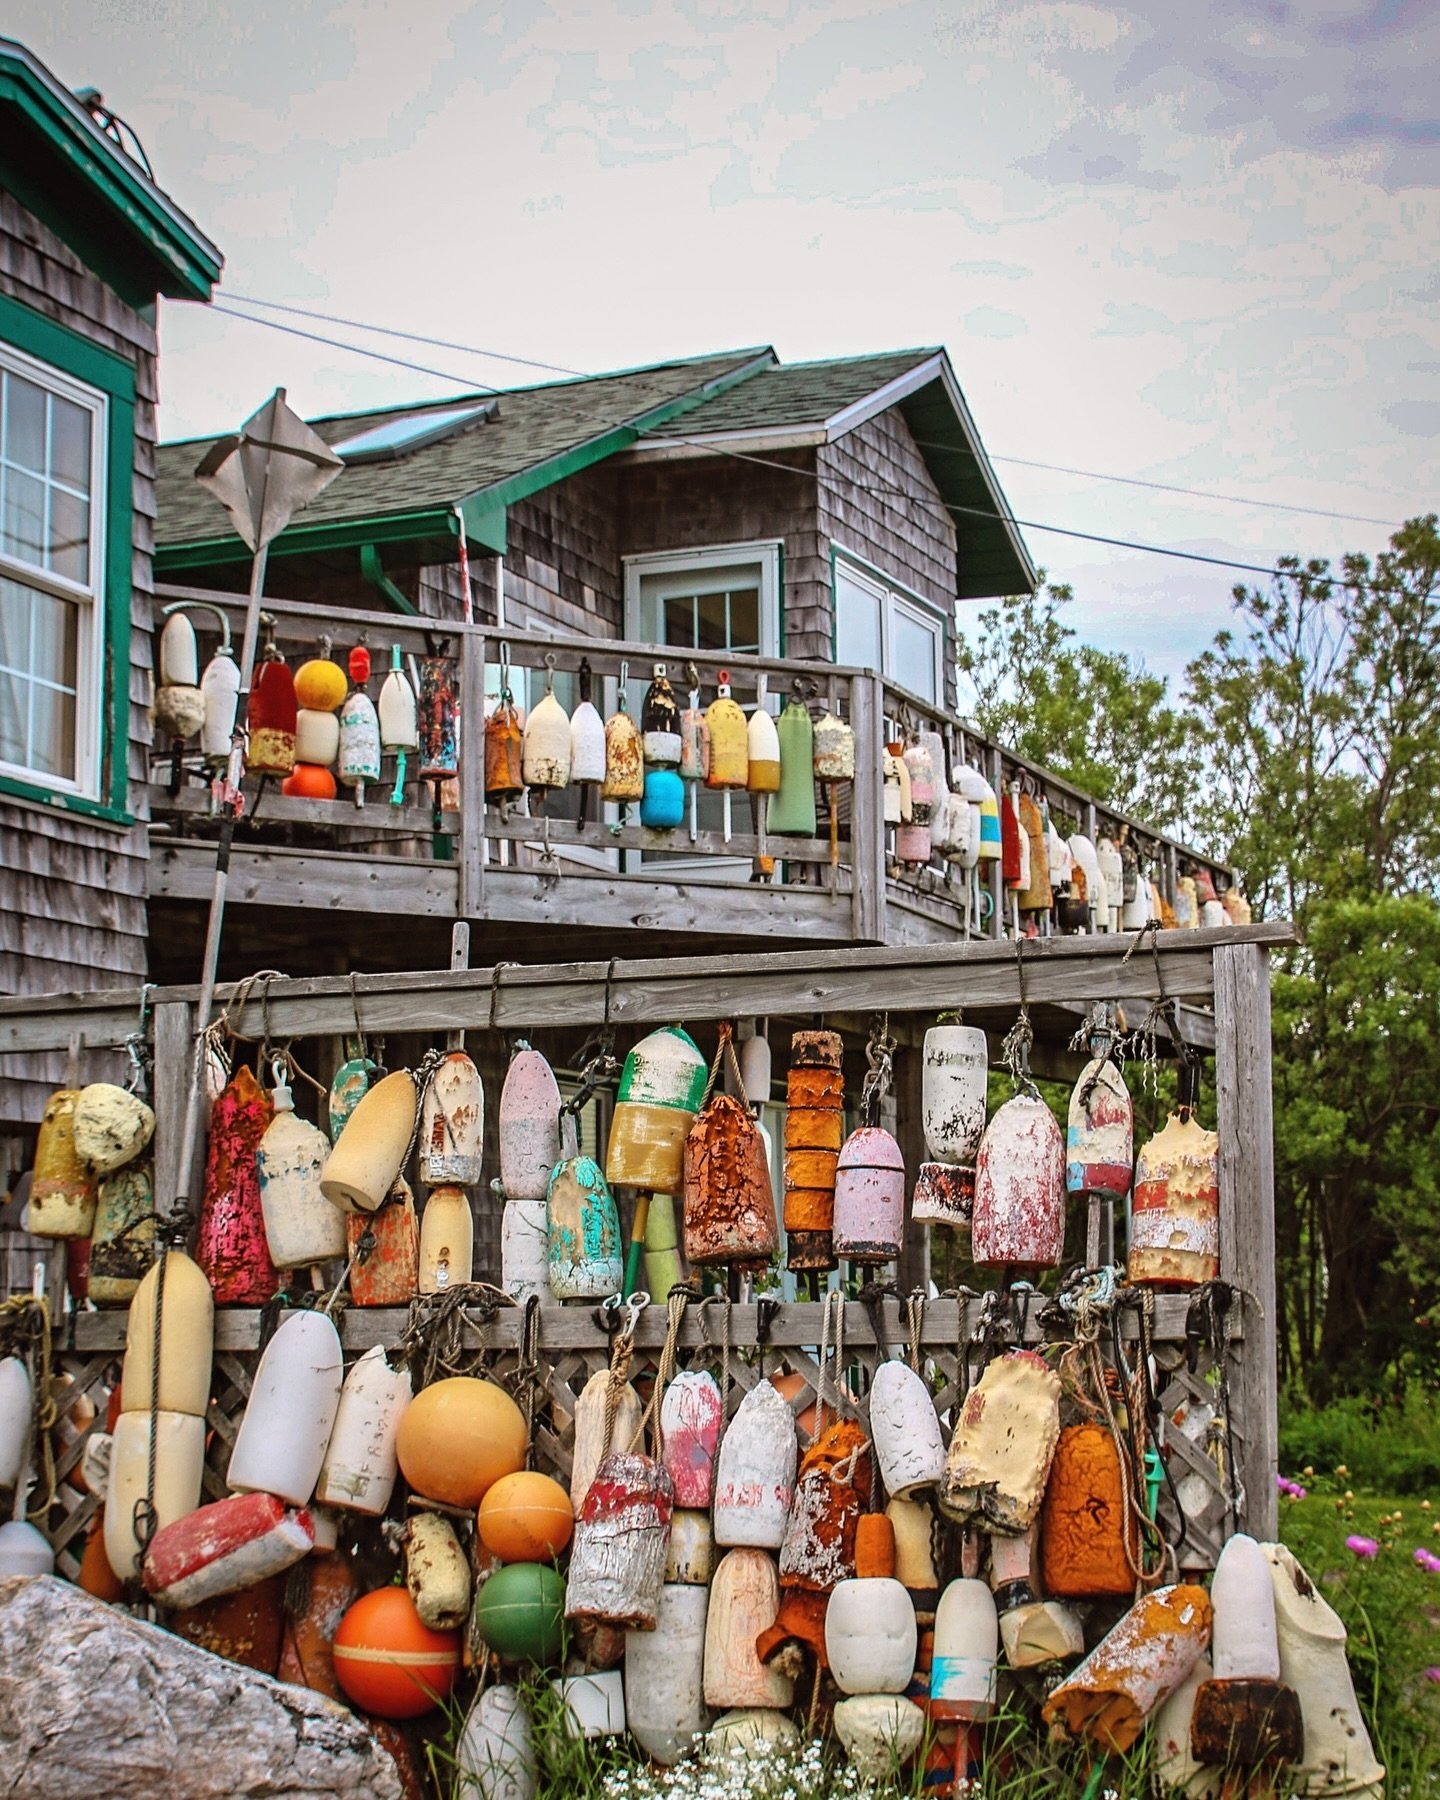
964,305,1029,339
1383,399,1440,437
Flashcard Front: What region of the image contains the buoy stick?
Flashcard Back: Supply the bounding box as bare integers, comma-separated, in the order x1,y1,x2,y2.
622,1192,653,1299
952,1721,972,1794
828,781,839,866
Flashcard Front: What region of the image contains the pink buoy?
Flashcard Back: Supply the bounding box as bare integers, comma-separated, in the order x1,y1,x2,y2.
660,1371,724,1510
972,1094,1064,1273
832,1126,905,1264
499,1044,562,1202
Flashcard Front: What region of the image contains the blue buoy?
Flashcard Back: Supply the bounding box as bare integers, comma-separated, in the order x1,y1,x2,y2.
640,767,685,830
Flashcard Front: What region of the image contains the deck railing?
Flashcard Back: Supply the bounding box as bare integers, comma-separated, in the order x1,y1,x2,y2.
148,583,1234,945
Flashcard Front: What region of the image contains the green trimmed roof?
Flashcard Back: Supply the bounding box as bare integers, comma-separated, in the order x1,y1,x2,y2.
156,348,773,569
643,349,939,437
0,38,221,307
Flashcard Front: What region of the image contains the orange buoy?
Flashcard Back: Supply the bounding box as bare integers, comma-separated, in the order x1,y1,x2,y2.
395,1378,527,1508
478,1471,575,1564
332,1587,461,1719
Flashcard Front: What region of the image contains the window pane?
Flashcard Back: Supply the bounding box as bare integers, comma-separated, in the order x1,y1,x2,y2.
29,679,76,780
30,588,77,686
695,589,728,652
835,570,882,670
50,395,91,493
48,488,90,584
0,576,79,781
663,595,695,648
893,608,939,703
3,469,46,567
5,374,46,475
726,587,760,653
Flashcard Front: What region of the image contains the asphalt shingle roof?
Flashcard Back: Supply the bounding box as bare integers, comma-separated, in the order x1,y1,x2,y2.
643,349,939,438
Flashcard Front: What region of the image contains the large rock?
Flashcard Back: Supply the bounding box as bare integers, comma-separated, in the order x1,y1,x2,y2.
0,1576,404,1799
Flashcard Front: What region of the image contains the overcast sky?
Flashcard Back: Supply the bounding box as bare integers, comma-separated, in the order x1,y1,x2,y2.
13,0,1438,681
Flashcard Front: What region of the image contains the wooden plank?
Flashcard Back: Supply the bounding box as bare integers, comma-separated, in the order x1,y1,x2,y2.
72,1292,1224,1354
893,1040,929,1294
849,673,885,943
459,627,486,916
1214,939,1279,1542
152,1000,196,1216
153,784,449,836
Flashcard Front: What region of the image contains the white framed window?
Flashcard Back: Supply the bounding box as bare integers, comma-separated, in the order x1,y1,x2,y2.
0,341,106,794
832,550,946,705
623,541,782,659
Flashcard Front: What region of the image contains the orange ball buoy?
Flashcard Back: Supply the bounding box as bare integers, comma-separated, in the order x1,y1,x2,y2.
332,1587,461,1719
477,1470,575,1564
281,763,337,800
395,1378,527,1508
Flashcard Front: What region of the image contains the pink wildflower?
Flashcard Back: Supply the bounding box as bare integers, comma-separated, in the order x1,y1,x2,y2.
1415,1549,1440,1573
1346,1535,1380,1559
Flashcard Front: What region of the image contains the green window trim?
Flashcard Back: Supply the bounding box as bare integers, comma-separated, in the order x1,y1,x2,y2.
0,288,136,821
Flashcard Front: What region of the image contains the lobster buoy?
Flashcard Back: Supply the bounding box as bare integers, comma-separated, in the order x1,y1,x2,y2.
706,1709,800,1759
1038,1424,1137,1598
72,1083,154,1176
281,759,336,800
930,1578,999,1720
346,1185,419,1306
320,1069,419,1213
0,1358,32,1514
606,1026,706,1193
640,665,681,767
882,751,905,825
256,1076,347,1267
418,653,460,781
501,1196,548,1301
913,1023,987,1229
378,645,419,752
333,1587,461,1719
478,1470,574,1563
337,646,381,802
143,1491,313,1608
419,1185,474,1293
660,1370,724,1509
972,1093,1065,1272
683,1088,776,1270
29,1088,97,1239
666,1508,715,1585
888,1497,941,1618
833,1124,905,1264
553,1670,627,1738
703,1549,793,1710
1095,835,1124,931
712,1378,796,1548
120,1250,214,1415
565,1451,674,1629
0,1520,52,1577
457,1685,536,1800
813,710,855,781
570,1369,644,1514
833,1697,926,1785
601,696,643,802
624,1581,711,1762
500,1044,562,1203
989,1525,1084,1668
316,1344,413,1515
200,645,241,763
640,767,684,829
327,1038,376,1140
897,737,934,866
827,1576,918,1695
642,1192,687,1301
938,1350,1061,1533
784,1029,844,1272
1069,834,1104,918
104,1408,206,1579
293,706,340,767
227,1311,342,1505
159,609,198,687
770,696,816,837
758,1417,871,1669
1066,1041,1133,1202
1128,1093,1220,1289
420,1051,484,1187
246,649,297,776
523,681,571,791
704,673,747,790
537,1109,610,1286
679,683,708,783
1016,792,1051,911
397,1378,527,1508
870,1360,945,1497
1042,1584,1213,1753
569,657,606,786
406,1509,472,1630
472,1561,566,1664
88,1160,154,1304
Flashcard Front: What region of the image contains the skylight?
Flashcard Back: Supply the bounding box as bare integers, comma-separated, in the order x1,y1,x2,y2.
331,400,496,463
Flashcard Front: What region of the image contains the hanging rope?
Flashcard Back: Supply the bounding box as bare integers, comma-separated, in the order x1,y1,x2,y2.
1000,937,1038,1094
0,1296,57,1526
515,1293,543,1468
859,1015,895,1128
815,1287,849,1435
906,1287,927,1374
697,1293,731,1502
698,1020,748,1110
600,1292,646,1459
632,1284,692,1459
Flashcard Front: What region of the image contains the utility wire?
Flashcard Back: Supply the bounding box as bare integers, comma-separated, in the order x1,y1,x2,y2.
190,297,1401,590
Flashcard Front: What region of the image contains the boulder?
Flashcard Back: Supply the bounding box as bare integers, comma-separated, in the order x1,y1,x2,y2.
0,1576,403,1799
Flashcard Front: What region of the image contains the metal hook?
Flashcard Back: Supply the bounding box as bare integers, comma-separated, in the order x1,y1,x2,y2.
543,650,557,696
603,1290,650,1340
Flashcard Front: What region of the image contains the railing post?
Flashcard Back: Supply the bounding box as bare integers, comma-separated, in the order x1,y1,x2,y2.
849,673,886,943
153,999,199,1212
459,627,487,920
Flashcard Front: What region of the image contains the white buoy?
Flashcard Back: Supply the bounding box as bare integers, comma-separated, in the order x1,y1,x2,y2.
104,1408,205,1580
625,1582,711,1763
256,1079,347,1268
499,1046,562,1202
833,1696,926,1784
227,1311,343,1505
0,1520,54,1577
552,1670,627,1738
457,1684,536,1800
703,1548,793,1710
826,1577,917,1695
869,1361,945,1497
501,1198,549,1303
420,1052,484,1188
315,1345,413,1516
1212,1532,1281,1681
0,1357,33,1510
712,1379,796,1549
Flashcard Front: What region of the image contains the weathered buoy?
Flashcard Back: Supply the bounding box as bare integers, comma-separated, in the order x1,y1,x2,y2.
478,1470,575,1564
256,1076,348,1267
784,1029,844,1272
938,1350,1061,1532
666,1507,715,1585
320,1068,419,1214
420,1051,484,1187
569,658,606,786
417,653,460,781
397,1378,528,1508
704,673,747,790
870,1360,946,1497
500,1044,562,1203
570,1369,644,1514
712,1378,797,1548
1066,1039,1133,1203
333,1587,461,1719
327,1037,376,1139
501,1197,549,1302
419,1184,474,1292
1041,1583,1214,1752
989,1524,1084,1668
553,1670,627,1738
29,1088,97,1239
565,1450,674,1629
624,1581,711,1762
1039,1423,1138,1598
72,1083,155,1175
833,1696,926,1784
546,1112,622,1299
972,1093,1065,1272
827,1576,917,1695
228,1310,343,1505
833,1125,905,1263
246,649,297,775
705,1708,801,1759
200,645,241,762
1153,1655,1221,1800
897,736,934,865
770,696,816,837
406,1509,472,1630
523,680,572,791
159,609,198,687
346,1185,419,1305
337,647,381,802
683,1085,777,1269
143,1491,314,1608
0,1358,32,1515
196,1065,279,1304
930,1577,999,1720
104,1408,206,1579
1095,835,1124,931
757,1417,872,1669
605,1026,706,1194
472,1561,566,1664
703,1548,793,1710
601,695,644,802
640,665,681,767
456,1684,536,1800
1128,1091,1220,1289
660,1370,724,1509
316,1344,413,1515
88,1160,155,1304
888,1496,941,1618
912,1023,987,1228
642,1192,687,1301
120,1249,214,1415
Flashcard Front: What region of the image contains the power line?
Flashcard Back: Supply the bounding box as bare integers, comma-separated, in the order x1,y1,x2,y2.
207,302,496,391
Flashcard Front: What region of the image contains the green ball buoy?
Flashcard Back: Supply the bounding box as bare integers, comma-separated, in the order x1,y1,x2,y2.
473,1561,566,1665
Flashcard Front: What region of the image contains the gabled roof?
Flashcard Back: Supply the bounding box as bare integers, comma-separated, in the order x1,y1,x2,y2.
156,348,774,570
638,348,1036,600
0,38,221,306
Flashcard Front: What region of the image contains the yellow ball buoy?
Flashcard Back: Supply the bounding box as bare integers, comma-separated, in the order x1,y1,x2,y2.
293,656,348,713
478,1471,574,1563
396,1378,527,1508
